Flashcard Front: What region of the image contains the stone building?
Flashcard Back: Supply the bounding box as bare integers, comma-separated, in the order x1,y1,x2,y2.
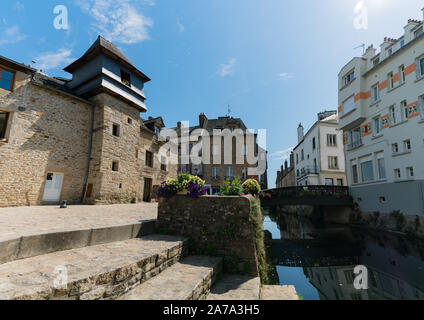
338,8,424,216
0,36,176,207
175,113,268,194
275,152,295,188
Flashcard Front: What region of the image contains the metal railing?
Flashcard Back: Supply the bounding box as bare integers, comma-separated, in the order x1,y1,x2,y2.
347,139,363,151
297,167,319,180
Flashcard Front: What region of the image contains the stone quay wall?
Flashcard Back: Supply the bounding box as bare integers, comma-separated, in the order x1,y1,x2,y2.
157,195,259,276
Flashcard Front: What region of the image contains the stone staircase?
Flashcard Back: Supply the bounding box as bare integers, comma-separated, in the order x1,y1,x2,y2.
0,219,297,300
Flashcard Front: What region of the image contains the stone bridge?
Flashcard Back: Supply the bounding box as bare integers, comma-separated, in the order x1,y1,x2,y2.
260,186,354,207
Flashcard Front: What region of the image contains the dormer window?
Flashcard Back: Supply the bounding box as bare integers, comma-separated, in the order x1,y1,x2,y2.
154,126,160,138
120,70,131,87
400,39,405,48
372,57,380,67
414,27,423,39
387,48,393,56
0,68,15,91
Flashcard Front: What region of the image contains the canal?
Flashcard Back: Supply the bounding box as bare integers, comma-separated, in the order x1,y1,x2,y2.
262,207,424,300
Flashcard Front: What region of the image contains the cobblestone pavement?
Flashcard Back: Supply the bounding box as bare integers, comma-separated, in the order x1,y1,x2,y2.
0,203,158,239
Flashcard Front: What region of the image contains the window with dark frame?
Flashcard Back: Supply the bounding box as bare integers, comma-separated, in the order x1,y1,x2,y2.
120,70,131,87
0,68,14,91
112,123,120,137
0,111,10,140
146,151,153,168
112,161,119,172
160,156,167,171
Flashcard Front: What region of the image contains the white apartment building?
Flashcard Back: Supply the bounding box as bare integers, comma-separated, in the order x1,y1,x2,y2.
293,111,346,187
338,8,424,216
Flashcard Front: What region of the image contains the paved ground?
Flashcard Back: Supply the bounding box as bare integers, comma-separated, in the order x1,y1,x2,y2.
0,203,158,239
208,274,261,300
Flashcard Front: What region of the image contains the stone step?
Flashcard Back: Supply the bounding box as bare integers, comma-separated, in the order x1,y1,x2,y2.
0,220,156,265
207,274,261,300
121,256,223,300
0,234,187,300
260,285,299,300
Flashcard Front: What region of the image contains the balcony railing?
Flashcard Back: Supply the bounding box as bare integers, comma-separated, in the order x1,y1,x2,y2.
347,139,363,151
297,167,319,180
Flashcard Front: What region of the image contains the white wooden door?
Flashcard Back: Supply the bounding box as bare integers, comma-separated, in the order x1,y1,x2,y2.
42,173,64,202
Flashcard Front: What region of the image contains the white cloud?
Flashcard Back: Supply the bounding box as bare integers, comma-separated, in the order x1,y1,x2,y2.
278,72,294,81
143,0,155,6
0,25,27,45
270,147,294,161
177,19,185,33
34,49,75,71
77,0,153,44
218,58,237,77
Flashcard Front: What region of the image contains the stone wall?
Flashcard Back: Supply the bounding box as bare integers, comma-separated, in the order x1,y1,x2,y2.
0,76,91,207
157,195,259,276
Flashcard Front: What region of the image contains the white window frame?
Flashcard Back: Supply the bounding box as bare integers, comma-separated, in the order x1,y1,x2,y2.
392,143,399,154
403,139,411,152
389,105,397,124
419,95,424,120
373,116,382,136
401,100,408,120
371,83,380,103
394,168,401,181
212,167,218,178
399,65,405,83
225,167,234,178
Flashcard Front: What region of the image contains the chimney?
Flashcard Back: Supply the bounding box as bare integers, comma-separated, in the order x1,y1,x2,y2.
380,37,395,59
363,44,376,61
289,152,294,169
284,160,288,171
297,123,304,143
177,121,184,130
404,18,421,42
199,113,208,128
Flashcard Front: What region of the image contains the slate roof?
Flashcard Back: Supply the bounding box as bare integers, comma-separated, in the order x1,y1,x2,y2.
173,116,250,136
64,35,150,82
0,56,36,74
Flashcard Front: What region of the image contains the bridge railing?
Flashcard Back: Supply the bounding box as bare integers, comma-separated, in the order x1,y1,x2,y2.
261,186,351,200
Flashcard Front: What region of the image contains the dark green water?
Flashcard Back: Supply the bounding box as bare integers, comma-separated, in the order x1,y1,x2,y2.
263,209,424,300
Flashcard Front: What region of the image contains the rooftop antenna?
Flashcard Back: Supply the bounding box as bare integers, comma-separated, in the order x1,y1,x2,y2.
354,43,366,55
226,104,231,117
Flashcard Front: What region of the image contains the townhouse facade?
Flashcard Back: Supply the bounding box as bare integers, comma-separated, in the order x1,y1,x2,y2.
276,152,295,188
293,111,347,187
338,9,424,216
0,36,176,207
175,113,268,194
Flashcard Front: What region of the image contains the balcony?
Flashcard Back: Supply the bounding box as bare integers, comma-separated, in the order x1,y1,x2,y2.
297,167,319,180
347,139,363,151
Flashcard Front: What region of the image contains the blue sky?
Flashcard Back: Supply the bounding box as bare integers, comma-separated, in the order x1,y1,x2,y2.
1,0,423,187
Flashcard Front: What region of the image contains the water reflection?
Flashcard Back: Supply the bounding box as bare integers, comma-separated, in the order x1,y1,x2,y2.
263,207,424,300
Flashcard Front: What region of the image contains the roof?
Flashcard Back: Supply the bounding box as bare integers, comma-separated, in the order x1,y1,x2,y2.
0,56,36,74
173,116,250,136
63,35,150,82
31,72,93,105
141,116,165,133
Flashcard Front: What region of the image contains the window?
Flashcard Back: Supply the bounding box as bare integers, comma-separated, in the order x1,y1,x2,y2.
301,149,304,161
120,70,131,86
420,57,424,77
154,126,160,139
146,151,153,168
389,105,396,124
399,65,405,83
225,167,234,178
394,169,401,180
0,111,10,140
404,139,411,152
373,57,380,67
0,68,14,91
212,167,218,178
112,123,120,137
312,137,316,150
361,160,374,182
419,95,424,120
128,118,132,124
337,179,344,186
388,48,393,56
160,156,167,171
296,154,299,164
328,156,339,169
407,167,414,179
327,134,337,146
371,84,380,102
343,70,355,86
343,96,355,114
388,72,394,89
392,143,399,154
377,158,386,180
112,161,119,172
352,164,359,184
401,100,408,120
212,145,218,155
373,117,382,136
414,27,423,39
400,39,405,48
325,178,334,186
349,128,361,148
242,167,248,180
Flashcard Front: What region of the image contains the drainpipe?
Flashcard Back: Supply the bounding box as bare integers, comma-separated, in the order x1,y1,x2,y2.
81,103,95,203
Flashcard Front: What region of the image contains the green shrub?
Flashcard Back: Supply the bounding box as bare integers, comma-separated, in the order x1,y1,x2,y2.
220,178,244,196
177,173,205,190
242,179,261,196
390,210,406,231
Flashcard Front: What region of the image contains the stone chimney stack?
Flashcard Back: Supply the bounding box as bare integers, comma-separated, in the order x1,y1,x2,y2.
297,123,304,143
363,44,376,61
284,160,288,171
177,121,184,130
199,113,208,128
